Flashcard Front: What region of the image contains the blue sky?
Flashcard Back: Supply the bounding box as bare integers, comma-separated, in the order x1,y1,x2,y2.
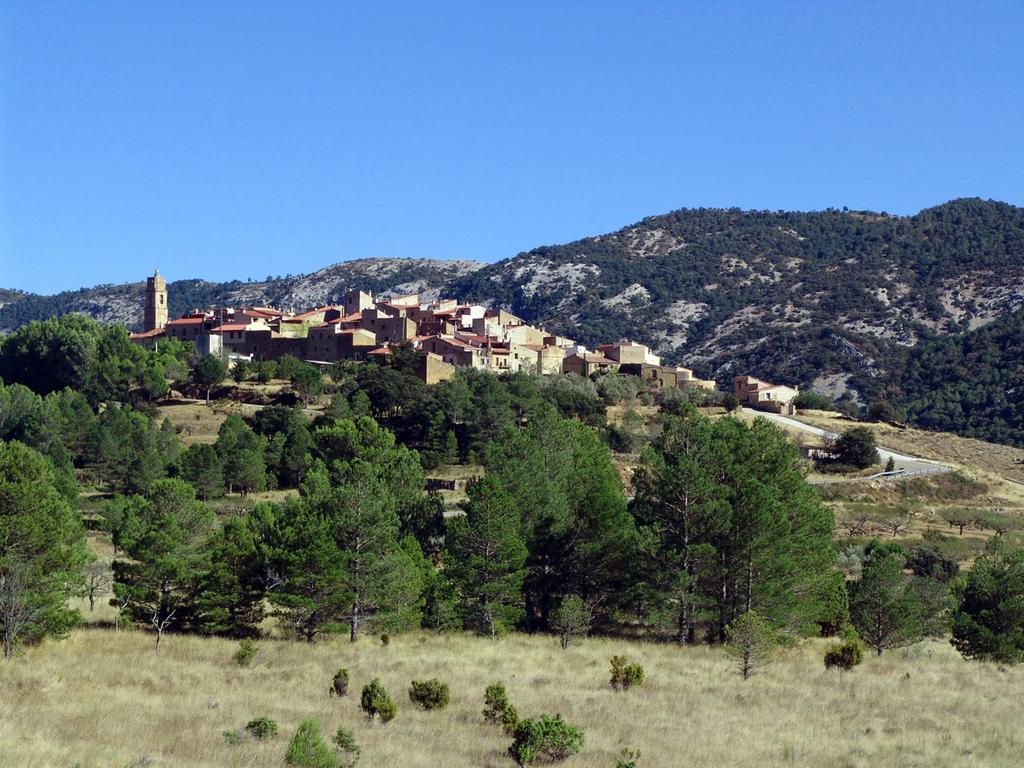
2,1,1022,294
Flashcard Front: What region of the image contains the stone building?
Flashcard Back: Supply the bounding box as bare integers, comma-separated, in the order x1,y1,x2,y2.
144,269,168,331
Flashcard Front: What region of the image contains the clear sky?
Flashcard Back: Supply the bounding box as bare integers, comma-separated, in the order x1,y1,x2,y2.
2,1,1022,294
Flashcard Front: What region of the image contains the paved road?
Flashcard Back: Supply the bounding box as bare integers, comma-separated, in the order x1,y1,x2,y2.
743,408,951,479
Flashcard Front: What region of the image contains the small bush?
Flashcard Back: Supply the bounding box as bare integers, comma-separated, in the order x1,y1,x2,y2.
245,717,278,740
285,719,336,768
333,727,360,767
609,656,645,690
330,668,350,697
223,729,244,746
408,678,450,710
508,714,584,766
483,682,519,733
379,633,390,647
616,748,641,768
824,640,864,671
550,595,592,650
361,678,397,723
233,639,258,667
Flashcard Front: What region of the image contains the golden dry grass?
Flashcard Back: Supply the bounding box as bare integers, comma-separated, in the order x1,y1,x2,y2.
2,629,1022,768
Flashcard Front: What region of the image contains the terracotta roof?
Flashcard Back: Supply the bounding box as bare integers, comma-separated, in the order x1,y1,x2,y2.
210,323,248,332
367,346,392,355
166,317,207,326
326,312,362,325
130,328,166,339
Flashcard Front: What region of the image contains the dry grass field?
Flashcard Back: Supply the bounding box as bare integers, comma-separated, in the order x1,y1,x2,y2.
2,629,1022,768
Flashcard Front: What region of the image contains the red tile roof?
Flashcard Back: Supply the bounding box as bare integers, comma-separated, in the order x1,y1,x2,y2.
130,328,166,339
166,317,207,326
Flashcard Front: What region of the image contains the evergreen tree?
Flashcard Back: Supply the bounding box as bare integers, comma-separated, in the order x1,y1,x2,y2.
176,443,224,501
192,354,226,404
849,551,923,655
951,543,1024,663
0,441,90,658
633,410,835,642
193,516,265,636
269,464,423,641
111,479,215,651
446,476,527,637
216,414,267,496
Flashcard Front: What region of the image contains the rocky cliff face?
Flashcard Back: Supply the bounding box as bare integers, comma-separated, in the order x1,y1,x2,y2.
4,198,1023,405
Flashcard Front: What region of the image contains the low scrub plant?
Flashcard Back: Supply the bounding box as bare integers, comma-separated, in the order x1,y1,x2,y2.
285,719,336,768
824,640,865,671
223,729,244,746
408,678,450,710
508,714,584,766
361,678,397,723
609,656,645,690
245,717,278,740
616,747,641,768
333,727,360,767
233,639,258,667
483,681,519,734
330,668,350,697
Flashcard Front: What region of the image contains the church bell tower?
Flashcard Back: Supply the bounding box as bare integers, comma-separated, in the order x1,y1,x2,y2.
145,269,168,331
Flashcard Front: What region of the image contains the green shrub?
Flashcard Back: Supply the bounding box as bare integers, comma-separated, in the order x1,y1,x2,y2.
333,727,360,767
501,704,520,735
616,747,641,768
508,714,584,766
483,682,518,733
233,639,258,667
360,678,397,723
245,717,278,740
824,640,864,671
379,633,390,647
408,678,450,710
330,668,350,697
285,719,337,768
609,656,645,690
223,729,244,746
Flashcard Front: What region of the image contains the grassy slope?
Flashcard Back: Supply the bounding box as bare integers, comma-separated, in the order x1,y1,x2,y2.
3,630,1023,768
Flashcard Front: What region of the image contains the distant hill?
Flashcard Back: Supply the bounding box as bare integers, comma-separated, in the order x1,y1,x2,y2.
3,197,1022,445
0,258,486,331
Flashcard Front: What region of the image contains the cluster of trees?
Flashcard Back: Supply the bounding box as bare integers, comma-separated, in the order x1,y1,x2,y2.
2,320,1024,668
0,314,190,405
94,404,849,648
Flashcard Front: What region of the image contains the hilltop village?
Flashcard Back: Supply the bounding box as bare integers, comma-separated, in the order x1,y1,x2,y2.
130,270,798,410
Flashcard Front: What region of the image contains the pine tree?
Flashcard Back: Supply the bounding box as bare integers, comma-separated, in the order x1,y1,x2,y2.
177,443,224,500
269,464,423,642
850,551,924,655
0,441,90,658
446,476,527,637
193,516,265,636
111,478,215,652
951,543,1024,663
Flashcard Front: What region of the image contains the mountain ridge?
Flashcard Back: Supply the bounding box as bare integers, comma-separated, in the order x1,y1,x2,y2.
3,198,1022,416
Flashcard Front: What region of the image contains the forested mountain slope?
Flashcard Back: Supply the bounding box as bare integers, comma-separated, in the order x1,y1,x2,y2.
894,308,1024,446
